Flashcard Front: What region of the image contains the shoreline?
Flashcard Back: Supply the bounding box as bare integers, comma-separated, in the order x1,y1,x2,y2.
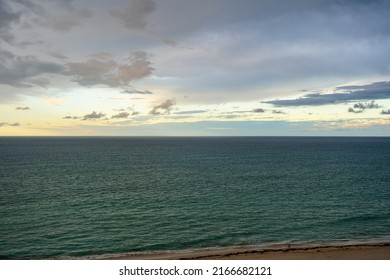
102,242,390,260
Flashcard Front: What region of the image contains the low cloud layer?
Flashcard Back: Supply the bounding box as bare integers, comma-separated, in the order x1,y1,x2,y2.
121,89,153,95
16,106,30,110
263,81,390,107
174,110,207,115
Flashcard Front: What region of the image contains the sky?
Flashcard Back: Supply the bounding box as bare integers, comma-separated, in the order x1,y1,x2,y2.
1,0,390,136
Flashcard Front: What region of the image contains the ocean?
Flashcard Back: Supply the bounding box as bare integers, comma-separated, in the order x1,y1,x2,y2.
0,137,389,259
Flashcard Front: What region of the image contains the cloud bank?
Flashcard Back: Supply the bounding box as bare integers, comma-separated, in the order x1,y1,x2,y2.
263,82,390,107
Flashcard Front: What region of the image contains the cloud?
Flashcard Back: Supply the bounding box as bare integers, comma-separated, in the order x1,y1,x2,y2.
336,81,390,91
110,0,155,31
110,0,177,47
353,101,380,110
65,51,153,88
0,1,21,42
174,110,208,115
263,81,390,107
381,109,390,115
112,112,130,119
348,108,364,114
32,6,92,33
207,127,234,130
314,119,390,129
0,122,20,127
348,101,381,113
65,58,116,87
82,111,106,120
121,89,153,95
23,0,91,32
253,108,265,113
0,49,65,88
16,106,30,110
149,99,176,115
114,107,140,116
63,116,78,119
0,0,92,44
272,110,285,114
49,52,69,60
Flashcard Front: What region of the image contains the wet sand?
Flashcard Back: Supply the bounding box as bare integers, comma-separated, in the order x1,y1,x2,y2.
105,243,390,260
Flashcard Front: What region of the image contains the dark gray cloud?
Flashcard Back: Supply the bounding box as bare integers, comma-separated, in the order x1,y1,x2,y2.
152,0,390,103
272,110,286,114
65,51,153,87
0,0,21,42
336,81,390,91
158,0,390,39
114,107,140,116
0,0,92,44
263,81,390,107
65,58,116,87
348,108,364,114
31,4,92,32
48,52,69,60
16,106,30,110
110,0,155,31
110,0,177,46
381,109,390,115
82,111,106,120
0,49,64,88
348,101,381,113
149,99,176,115
111,112,130,119
63,115,78,119
354,101,379,110
253,108,265,113
353,101,380,110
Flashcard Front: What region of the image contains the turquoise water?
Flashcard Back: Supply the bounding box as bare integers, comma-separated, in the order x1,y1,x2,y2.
0,137,389,259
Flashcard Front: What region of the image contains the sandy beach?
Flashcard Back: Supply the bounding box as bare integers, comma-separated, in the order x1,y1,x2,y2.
104,243,390,260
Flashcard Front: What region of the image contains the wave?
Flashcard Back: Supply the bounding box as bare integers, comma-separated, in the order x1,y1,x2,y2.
49,237,390,260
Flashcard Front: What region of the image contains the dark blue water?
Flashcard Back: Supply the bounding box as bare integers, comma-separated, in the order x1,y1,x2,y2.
0,137,389,259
